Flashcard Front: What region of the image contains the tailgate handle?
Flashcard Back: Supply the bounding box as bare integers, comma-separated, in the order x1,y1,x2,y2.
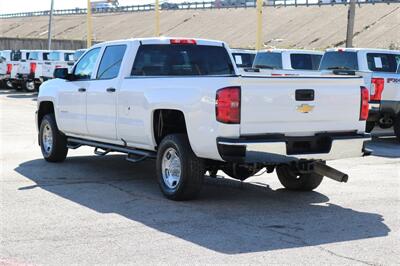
296,89,314,101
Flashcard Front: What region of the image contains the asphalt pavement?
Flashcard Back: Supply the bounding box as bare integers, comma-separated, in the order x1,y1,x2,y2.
0,90,399,265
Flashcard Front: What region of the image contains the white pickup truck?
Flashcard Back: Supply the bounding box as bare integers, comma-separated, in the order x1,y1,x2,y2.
36,38,370,200
0,50,29,90
319,48,400,140
41,50,75,81
16,50,51,92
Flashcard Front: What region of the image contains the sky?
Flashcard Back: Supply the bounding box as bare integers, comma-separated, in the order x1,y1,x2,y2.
0,0,191,14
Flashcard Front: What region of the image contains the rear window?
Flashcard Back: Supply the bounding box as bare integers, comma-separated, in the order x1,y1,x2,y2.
319,51,358,71
10,51,21,61
64,53,74,61
131,44,235,76
290,54,322,70
48,52,61,61
232,52,255,68
28,52,39,60
366,53,400,73
253,52,282,69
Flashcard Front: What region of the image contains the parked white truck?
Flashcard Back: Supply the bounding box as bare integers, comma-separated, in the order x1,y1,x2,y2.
36,38,370,200
319,48,400,140
0,50,29,90
41,50,75,81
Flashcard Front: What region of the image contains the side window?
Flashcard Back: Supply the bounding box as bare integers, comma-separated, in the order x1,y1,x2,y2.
366,53,398,73
73,48,101,80
97,45,126,79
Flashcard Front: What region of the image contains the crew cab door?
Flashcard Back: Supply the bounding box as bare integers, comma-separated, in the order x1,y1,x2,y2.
57,48,101,136
86,45,127,140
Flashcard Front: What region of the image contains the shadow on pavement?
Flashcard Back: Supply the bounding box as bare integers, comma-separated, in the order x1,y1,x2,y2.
15,155,390,254
365,137,400,158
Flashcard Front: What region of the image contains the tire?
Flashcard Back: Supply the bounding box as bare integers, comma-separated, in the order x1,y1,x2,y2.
24,80,37,92
156,134,205,200
223,164,260,181
276,164,323,191
365,121,375,133
394,113,400,142
39,114,68,162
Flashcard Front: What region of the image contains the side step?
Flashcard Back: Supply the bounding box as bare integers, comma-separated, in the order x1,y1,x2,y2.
67,137,156,162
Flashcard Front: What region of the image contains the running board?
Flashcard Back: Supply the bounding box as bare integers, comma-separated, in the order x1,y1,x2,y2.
67,138,156,161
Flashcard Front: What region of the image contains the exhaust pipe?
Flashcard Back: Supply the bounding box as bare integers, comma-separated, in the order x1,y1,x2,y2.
313,162,348,183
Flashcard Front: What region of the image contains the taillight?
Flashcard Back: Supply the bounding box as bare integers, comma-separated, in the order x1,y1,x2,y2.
370,78,384,101
30,62,37,74
360,86,369,121
170,39,196,45
216,87,241,124
6,64,12,75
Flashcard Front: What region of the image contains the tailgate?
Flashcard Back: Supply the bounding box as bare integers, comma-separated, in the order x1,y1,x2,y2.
18,61,30,75
42,62,55,78
0,62,6,75
239,76,366,136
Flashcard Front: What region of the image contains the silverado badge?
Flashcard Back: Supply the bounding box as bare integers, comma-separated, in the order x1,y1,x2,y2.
297,104,314,113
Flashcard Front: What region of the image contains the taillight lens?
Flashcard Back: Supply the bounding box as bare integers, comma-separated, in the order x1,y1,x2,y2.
360,86,369,121
170,39,197,45
30,62,37,74
370,78,384,101
216,87,241,124
6,64,12,75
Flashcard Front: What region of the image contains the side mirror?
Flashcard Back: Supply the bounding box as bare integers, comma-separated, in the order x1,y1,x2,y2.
54,68,69,80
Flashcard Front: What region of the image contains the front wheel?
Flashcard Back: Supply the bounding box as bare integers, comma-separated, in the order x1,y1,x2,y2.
276,164,323,191
39,114,68,162
156,134,205,200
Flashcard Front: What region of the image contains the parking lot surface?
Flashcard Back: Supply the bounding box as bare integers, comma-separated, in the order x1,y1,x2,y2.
0,90,399,265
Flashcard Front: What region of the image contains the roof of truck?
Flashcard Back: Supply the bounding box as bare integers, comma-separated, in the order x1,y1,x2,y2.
230,48,257,54
92,37,227,48
326,48,400,54
257,49,324,55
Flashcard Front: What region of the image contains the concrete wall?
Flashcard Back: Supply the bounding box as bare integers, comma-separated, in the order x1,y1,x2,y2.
0,37,90,50
1,5,399,50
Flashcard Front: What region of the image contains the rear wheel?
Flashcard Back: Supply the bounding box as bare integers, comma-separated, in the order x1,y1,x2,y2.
39,114,68,162
156,134,205,200
394,113,400,142
276,164,323,191
24,80,37,92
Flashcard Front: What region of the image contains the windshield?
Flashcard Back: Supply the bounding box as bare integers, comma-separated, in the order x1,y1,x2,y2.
253,52,282,69
232,52,256,68
319,51,359,71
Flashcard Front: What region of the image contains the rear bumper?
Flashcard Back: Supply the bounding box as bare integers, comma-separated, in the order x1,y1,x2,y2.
217,133,371,163
0,74,10,80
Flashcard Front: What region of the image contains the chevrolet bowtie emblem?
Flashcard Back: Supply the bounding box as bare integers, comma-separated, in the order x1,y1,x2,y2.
297,104,314,113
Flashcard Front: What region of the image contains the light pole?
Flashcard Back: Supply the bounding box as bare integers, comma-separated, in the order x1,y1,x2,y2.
346,0,356,48
87,0,93,48
256,0,263,50
47,0,54,50
155,0,160,36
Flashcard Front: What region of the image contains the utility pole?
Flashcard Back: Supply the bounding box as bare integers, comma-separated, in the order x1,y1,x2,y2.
256,0,263,50
47,0,54,50
155,0,160,36
346,0,356,48
87,0,93,48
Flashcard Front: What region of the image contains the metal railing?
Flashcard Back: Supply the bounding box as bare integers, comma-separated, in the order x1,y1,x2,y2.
0,0,399,19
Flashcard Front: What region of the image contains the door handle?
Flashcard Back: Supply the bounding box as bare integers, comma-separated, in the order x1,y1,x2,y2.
106,87,116,93
78,88,86,92
295,89,314,101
